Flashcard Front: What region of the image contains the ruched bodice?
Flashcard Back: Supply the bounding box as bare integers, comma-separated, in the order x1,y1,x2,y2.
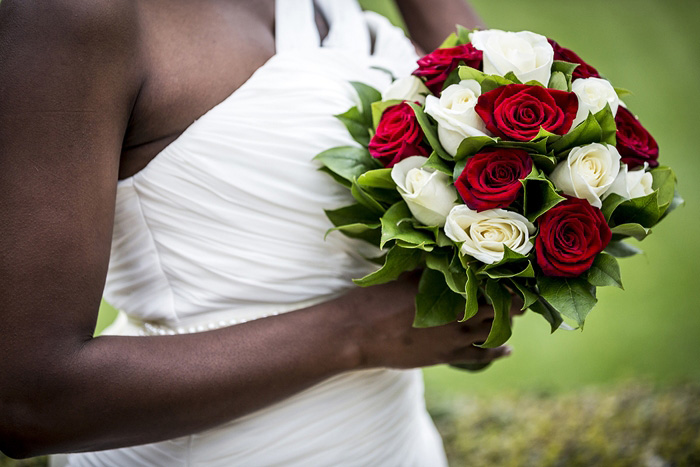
104,3,420,327
66,1,448,465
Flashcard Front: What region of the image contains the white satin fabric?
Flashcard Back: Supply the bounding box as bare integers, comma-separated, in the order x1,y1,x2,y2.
66,0,448,465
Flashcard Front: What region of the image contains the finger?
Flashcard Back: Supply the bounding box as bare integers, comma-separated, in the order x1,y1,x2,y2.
510,294,525,315
452,345,512,365
473,304,495,322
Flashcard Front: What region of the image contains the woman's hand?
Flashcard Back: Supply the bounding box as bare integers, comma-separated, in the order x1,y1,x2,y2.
337,274,521,370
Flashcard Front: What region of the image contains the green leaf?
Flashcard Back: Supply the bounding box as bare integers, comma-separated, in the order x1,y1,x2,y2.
351,179,386,215
325,203,380,228
371,99,402,129
350,81,382,127
601,192,628,222
318,166,351,188
414,268,463,327
455,136,497,161
509,279,539,310
594,105,616,145
614,87,633,98
604,240,643,258
481,261,535,279
335,106,370,146
406,102,452,160
462,266,480,321
423,151,452,176
395,239,435,252
551,60,579,77
315,146,382,183
610,190,661,228
611,223,651,241
521,167,566,221
458,66,489,83
530,152,559,173
537,276,597,328
504,71,523,84
456,25,472,44
480,245,530,272
660,188,685,221
425,250,468,296
438,32,459,49
550,111,602,155
380,201,435,248
476,279,512,348
453,158,467,182
325,223,381,244
357,168,396,189
481,75,516,93
353,245,422,287
528,298,564,333
548,71,568,91
651,166,677,214
586,252,623,289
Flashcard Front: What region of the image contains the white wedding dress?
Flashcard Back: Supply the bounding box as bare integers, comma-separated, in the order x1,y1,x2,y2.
63,0,448,465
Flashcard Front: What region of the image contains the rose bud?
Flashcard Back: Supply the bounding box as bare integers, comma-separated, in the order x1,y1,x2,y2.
412,43,483,95
536,196,612,277
471,29,554,86
444,205,535,265
382,76,430,105
475,84,578,142
390,156,458,227
369,102,428,168
604,163,654,201
570,77,620,129
548,39,601,80
614,107,659,168
455,148,532,211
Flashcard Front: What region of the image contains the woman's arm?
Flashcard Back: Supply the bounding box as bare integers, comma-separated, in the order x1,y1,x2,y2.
0,0,509,459
396,0,485,53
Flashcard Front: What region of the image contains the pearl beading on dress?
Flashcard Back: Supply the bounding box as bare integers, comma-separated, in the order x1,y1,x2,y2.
137,311,282,336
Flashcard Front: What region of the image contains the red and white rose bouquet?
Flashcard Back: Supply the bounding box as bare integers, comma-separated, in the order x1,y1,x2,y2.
316,27,682,348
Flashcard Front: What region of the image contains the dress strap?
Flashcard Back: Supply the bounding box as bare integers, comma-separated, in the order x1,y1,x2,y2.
275,0,321,53
316,0,371,55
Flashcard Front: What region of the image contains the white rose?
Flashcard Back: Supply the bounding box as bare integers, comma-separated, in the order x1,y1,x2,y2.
391,156,459,227
381,76,430,105
424,80,490,156
604,163,654,200
571,78,620,129
550,143,621,208
470,29,553,86
444,206,535,264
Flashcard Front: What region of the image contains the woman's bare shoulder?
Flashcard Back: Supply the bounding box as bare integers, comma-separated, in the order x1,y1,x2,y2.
0,0,139,51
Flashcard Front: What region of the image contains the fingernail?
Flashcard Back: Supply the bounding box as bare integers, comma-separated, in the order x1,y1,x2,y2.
503,345,513,356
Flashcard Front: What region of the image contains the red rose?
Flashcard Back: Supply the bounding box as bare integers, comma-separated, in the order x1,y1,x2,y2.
475,84,578,142
455,148,532,211
412,44,483,95
548,39,601,80
536,196,612,277
368,102,428,168
615,107,659,168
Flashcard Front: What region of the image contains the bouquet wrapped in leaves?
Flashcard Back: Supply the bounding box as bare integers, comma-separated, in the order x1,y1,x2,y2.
316,27,682,349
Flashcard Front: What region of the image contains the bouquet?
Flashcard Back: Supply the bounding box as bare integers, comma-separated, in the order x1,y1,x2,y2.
316,27,682,349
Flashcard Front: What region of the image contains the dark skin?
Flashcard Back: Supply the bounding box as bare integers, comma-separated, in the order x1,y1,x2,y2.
0,0,513,459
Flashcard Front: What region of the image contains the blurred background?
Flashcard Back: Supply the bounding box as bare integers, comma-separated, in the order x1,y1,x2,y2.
3,0,698,466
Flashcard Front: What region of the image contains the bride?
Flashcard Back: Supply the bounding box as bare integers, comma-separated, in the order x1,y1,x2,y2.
0,0,516,465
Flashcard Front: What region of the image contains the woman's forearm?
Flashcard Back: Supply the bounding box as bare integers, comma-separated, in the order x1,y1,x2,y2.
2,299,360,458
396,0,485,53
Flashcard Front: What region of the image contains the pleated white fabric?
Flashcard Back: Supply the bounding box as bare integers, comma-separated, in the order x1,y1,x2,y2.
66,1,448,465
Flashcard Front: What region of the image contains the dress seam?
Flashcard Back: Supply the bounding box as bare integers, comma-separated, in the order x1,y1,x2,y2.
130,180,179,321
